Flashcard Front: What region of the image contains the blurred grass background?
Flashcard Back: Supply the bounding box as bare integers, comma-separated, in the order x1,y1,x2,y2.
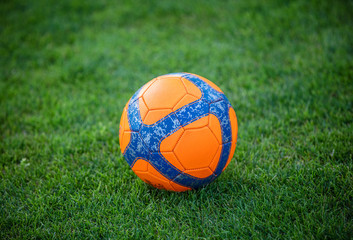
1,0,352,239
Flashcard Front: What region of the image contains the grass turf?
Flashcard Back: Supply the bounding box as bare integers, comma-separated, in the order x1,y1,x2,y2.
1,0,353,239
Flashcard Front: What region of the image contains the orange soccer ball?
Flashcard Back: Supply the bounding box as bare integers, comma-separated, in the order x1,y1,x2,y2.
119,73,238,191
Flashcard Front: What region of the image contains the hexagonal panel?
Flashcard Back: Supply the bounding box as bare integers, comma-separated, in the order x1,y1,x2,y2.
143,77,187,110
174,126,220,169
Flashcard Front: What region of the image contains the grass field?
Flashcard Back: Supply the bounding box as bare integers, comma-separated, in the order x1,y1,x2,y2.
1,0,353,239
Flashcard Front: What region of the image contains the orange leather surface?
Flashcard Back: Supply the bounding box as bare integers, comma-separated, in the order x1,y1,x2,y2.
159,114,224,179
161,152,185,171
208,114,223,144
209,145,222,173
172,94,199,111
160,127,184,152
143,76,186,110
119,106,131,154
137,78,158,98
138,97,149,122
184,167,213,179
132,159,191,192
184,115,209,129
131,158,148,172
174,126,219,170
143,109,172,125
139,75,202,125
223,107,238,171
181,77,202,98
123,74,235,189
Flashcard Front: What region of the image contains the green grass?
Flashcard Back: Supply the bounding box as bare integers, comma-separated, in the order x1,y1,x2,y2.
1,0,353,239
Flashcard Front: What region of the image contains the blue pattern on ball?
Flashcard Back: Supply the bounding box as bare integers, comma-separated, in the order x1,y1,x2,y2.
123,73,234,189
139,113,181,152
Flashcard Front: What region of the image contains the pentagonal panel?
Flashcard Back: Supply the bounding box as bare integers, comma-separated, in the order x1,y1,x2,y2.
143,76,187,110
174,126,220,169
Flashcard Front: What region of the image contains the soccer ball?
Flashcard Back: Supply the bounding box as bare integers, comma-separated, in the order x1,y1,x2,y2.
119,73,238,191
